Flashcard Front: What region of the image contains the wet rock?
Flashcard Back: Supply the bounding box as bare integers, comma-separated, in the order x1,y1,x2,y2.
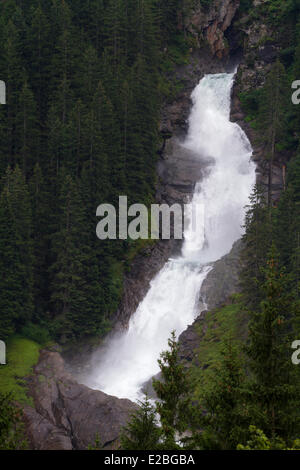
24,351,137,450
186,0,240,58
201,240,242,311
178,311,208,367
114,239,178,330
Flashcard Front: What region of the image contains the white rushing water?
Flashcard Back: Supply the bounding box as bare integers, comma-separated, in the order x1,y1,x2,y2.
85,72,256,402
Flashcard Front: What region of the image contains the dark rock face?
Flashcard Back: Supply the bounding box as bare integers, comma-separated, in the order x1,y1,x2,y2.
229,2,292,204
23,351,137,450
200,240,242,311
114,239,178,330
178,312,208,366
186,0,240,58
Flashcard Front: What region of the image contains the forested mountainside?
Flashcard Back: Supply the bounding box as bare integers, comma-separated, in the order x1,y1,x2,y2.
1,0,300,453
0,0,196,341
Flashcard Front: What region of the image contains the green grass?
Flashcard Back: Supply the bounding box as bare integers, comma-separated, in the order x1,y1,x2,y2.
190,296,248,399
0,335,40,405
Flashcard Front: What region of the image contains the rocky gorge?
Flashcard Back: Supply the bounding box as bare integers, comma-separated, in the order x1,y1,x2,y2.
22,0,285,450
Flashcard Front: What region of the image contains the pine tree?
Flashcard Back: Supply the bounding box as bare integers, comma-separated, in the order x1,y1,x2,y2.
15,80,38,175
246,243,300,441
0,166,34,339
26,3,52,122
0,393,27,450
240,185,272,308
0,17,25,167
50,172,85,339
194,340,250,450
258,60,288,206
157,0,181,43
29,163,51,320
103,0,125,73
153,331,192,449
121,396,161,450
92,81,125,200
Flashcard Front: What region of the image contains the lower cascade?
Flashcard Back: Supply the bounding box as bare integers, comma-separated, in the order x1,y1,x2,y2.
85,72,256,402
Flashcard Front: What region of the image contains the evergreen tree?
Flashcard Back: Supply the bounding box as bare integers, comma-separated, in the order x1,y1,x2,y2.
121,396,161,450
29,163,51,320
0,393,27,450
258,60,288,206
241,185,272,308
50,172,85,339
0,166,34,339
0,16,25,167
153,331,191,449
26,3,52,123
246,243,300,441
194,340,250,450
15,80,38,175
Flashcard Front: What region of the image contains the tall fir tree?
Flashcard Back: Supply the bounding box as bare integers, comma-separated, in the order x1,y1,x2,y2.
153,332,191,449
121,396,161,450
258,60,288,206
246,243,300,441
0,166,34,339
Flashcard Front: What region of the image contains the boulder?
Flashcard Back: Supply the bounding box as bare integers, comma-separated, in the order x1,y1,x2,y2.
24,350,138,450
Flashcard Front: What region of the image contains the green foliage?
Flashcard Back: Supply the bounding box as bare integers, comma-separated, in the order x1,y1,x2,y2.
20,323,51,346
190,297,248,399
239,0,253,14
0,0,192,342
0,393,27,450
240,185,272,308
153,331,192,449
237,426,300,450
121,396,161,450
194,340,251,450
0,336,40,405
246,244,300,440
0,166,34,340
257,60,289,204
237,426,283,450
121,333,192,451
87,433,104,450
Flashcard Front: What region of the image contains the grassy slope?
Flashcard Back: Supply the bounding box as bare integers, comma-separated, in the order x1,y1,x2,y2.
190,296,249,400
0,336,40,405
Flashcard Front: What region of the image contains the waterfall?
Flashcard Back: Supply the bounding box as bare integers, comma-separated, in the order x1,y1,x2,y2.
85,72,256,402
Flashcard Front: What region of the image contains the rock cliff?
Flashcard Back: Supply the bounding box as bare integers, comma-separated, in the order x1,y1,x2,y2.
23,351,137,450
186,0,240,58
229,0,289,202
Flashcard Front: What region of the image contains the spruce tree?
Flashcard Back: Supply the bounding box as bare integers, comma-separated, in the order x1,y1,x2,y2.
15,80,38,175
0,393,27,450
50,172,85,339
121,396,161,450
0,166,34,339
241,185,272,308
258,60,288,206
153,331,191,449
246,243,300,441
195,340,250,450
